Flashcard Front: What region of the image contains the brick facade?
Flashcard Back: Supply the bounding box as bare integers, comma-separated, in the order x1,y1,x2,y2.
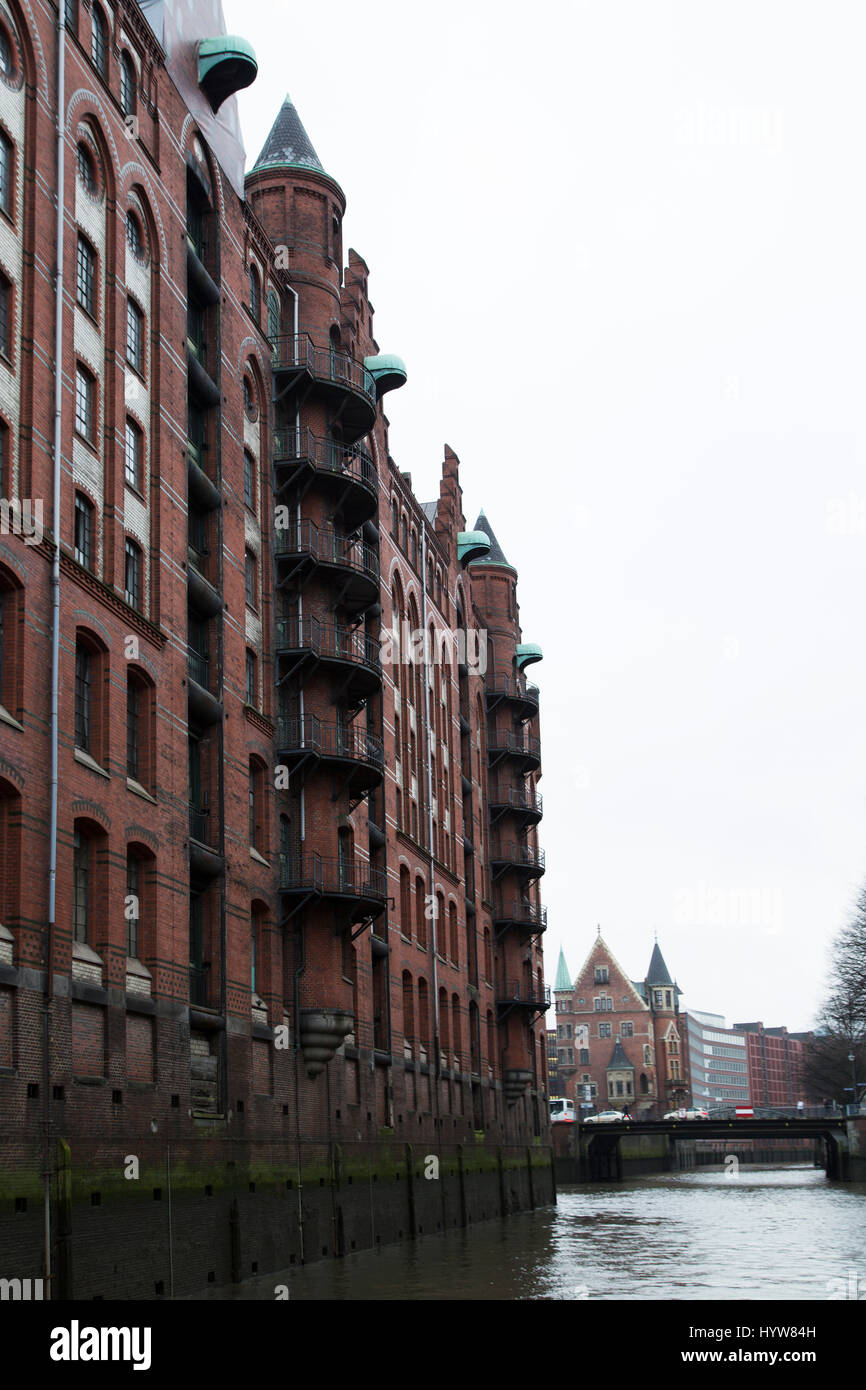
0,0,550,1292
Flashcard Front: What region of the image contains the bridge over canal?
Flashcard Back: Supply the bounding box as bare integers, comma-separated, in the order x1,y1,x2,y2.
553,1117,859,1183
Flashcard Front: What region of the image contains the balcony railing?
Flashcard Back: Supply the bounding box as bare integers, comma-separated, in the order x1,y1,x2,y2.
487,729,542,764
274,519,379,584
489,785,543,817
279,851,387,902
275,617,381,675
269,332,377,411
189,804,210,844
485,674,540,709
492,899,548,932
277,715,384,769
491,840,546,873
273,427,375,490
495,979,551,1009
188,648,209,689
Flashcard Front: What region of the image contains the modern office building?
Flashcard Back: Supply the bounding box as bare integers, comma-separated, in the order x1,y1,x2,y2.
684,1012,751,1108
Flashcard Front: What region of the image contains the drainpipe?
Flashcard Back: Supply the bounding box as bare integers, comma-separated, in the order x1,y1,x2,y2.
44,2,67,1299
420,523,440,1075
283,284,303,840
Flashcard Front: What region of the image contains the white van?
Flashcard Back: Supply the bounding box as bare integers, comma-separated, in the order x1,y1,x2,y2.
549,1097,576,1123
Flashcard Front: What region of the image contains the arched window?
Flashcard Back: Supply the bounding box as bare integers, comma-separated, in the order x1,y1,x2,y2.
76,141,97,197
417,978,429,1051
73,827,91,943
0,131,12,216
391,498,399,536
126,843,154,960
91,4,108,79
414,875,426,948
248,264,260,321
402,971,414,1051
0,567,20,718
249,758,266,854
126,667,153,789
439,987,449,1057
124,417,143,490
126,208,144,259
74,491,93,568
120,52,136,117
451,995,462,1065
483,927,492,981
0,26,11,76
124,538,142,610
399,864,411,939
487,1010,496,1075
448,901,458,964
267,289,280,339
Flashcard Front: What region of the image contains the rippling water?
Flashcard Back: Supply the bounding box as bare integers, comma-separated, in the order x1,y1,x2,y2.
197,1167,866,1300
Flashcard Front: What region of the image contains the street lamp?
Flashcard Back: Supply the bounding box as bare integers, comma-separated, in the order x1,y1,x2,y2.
849,1052,859,1115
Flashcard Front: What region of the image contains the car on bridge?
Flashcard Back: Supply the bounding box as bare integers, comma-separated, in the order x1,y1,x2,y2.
583,1110,628,1124
663,1107,709,1120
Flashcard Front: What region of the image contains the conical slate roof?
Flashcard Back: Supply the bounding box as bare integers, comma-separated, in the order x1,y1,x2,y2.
608,1038,634,1070
470,510,515,570
554,947,572,993
647,942,673,986
253,94,325,174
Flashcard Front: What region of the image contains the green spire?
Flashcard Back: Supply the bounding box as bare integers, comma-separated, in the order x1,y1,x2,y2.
554,946,572,992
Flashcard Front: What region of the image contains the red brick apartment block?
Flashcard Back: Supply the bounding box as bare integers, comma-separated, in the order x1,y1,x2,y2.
0,0,550,1290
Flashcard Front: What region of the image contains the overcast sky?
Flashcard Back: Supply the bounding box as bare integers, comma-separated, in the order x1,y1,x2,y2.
224,0,866,1031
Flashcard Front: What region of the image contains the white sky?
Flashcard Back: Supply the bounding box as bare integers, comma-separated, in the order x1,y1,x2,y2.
224,0,866,1031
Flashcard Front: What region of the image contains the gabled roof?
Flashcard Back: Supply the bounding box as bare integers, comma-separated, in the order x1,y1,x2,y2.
607,1038,634,1070
253,94,326,175
469,510,515,571
554,947,572,993
647,942,674,986
571,932,648,1010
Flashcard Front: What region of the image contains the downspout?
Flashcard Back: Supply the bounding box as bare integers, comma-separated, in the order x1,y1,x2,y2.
284,284,303,839
44,2,67,1298
420,523,440,1076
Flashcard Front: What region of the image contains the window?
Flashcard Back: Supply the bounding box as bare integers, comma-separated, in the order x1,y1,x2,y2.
126,675,140,780
125,418,142,491
91,4,108,79
622,1021,634,1038
124,539,141,610
74,640,91,750
126,299,144,373
0,274,9,358
0,420,7,493
599,1022,612,1039
249,760,265,854
74,493,93,568
243,450,255,509
64,0,78,36
73,831,89,943
243,377,256,421
119,52,136,117
267,290,280,339
76,142,96,196
126,853,140,957
75,366,95,441
245,649,256,706
244,550,256,609
0,132,11,216
410,530,418,569
594,966,609,983
579,1048,590,1064
400,514,407,552
248,265,260,321
76,236,96,317
0,28,10,76
126,209,144,258
391,498,399,536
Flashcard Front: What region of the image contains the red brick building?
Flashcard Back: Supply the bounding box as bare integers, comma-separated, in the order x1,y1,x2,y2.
552,934,688,1117
0,0,549,1295
734,1022,809,1108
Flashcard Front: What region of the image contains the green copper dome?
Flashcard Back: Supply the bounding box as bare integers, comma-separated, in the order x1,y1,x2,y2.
457,531,491,567
364,354,407,397
516,643,542,669
198,37,258,113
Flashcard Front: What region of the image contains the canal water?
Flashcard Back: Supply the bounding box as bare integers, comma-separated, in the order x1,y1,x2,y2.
195,1167,866,1300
